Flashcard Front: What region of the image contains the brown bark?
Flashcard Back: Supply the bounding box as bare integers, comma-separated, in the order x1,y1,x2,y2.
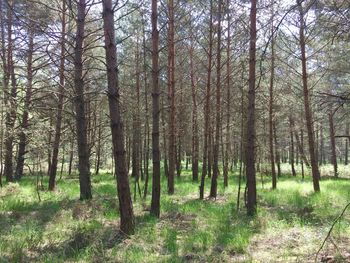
15,26,34,181
246,0,257,216
150,0,161,218
273,122,281,177
3,0,17,182
132,37,141,185
102,0,135,234
289,117,297,177
48,0,66,189
210,0,222,198
345,123,349,165
328,107,338,177
319,122,325,165
200,0,213,199
297,0,320,192
290,116,310,167
223,0,231,188
74,0,92,200
189,22,199,182
167,0,176,195
269,10,277,189
95,117,102,175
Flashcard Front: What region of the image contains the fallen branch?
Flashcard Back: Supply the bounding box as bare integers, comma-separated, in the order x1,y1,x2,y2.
315,202,350,262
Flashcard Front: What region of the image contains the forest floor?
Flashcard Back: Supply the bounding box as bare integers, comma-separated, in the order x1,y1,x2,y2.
1,165,350,263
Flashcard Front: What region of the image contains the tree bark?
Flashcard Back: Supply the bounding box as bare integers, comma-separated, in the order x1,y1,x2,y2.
3,0,17,182
210,0,222,198
48,0,66,189
269,9,277,188
289,116,297,176
74,0,92,200
200,0,213,199
189,22,199,182
167,0,176,195
328,107,338,177
15,26,34,181
150,0,161,218
246,0,257,216
102,0,135,234
223,0,231,188
297,0,320,192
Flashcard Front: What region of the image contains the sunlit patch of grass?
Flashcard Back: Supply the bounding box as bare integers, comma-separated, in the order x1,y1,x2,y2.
0,167,350,262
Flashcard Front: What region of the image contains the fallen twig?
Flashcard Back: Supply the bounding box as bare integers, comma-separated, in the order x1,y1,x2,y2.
315,202,350,262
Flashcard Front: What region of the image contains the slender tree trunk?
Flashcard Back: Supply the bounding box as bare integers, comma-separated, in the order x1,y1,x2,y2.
246,0,257,216
74,0,92,200
328,107,338,177
319,122,324,166
291,116,310,167
269,11,277,188
200,0,213,199
223,0,231,188
210,0,222,198
102,0,135,234
189,23,198,182
301,129,305,180
132,37,141,186
48,1,66,189
142,23,150,187
95,117,102,175
3,0,17,182
289,116,296,176
167,0,176,195
15,25,34,180
150,0,161,217
273,122,281,177
345,123,349,165
68,135,74,176
297,0,320,192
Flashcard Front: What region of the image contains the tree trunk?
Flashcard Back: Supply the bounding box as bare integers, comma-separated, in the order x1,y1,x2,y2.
319,122,324,166
210,0,222,198
15,24,34,181
102,0,135,234
289,116,297,176
223,0,231,188
167,0,176,195
3,0,17,182
269,10,277,188
273,122,281,177
132,37,141,188
48,1,66,189
328,107,338,177
246,0,257,216
74,0,92,200
200,0,213,199
345,123,349,165
150,0,161,218
297,0,320,192
189,22,199,182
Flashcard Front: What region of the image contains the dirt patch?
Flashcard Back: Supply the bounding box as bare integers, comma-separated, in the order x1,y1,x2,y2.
71,200,103,220
160,211,197,231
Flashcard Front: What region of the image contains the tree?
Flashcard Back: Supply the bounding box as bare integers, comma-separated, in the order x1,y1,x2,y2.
246,0,257,216
150,0,161,218
199,0,213,200
48,0,67,190
167,0,176,195
210,0,222,198
102,0,135,234
73,0,92,200
297,0,320,192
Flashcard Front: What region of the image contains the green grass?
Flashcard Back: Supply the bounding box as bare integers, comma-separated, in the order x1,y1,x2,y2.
0,164,350,262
